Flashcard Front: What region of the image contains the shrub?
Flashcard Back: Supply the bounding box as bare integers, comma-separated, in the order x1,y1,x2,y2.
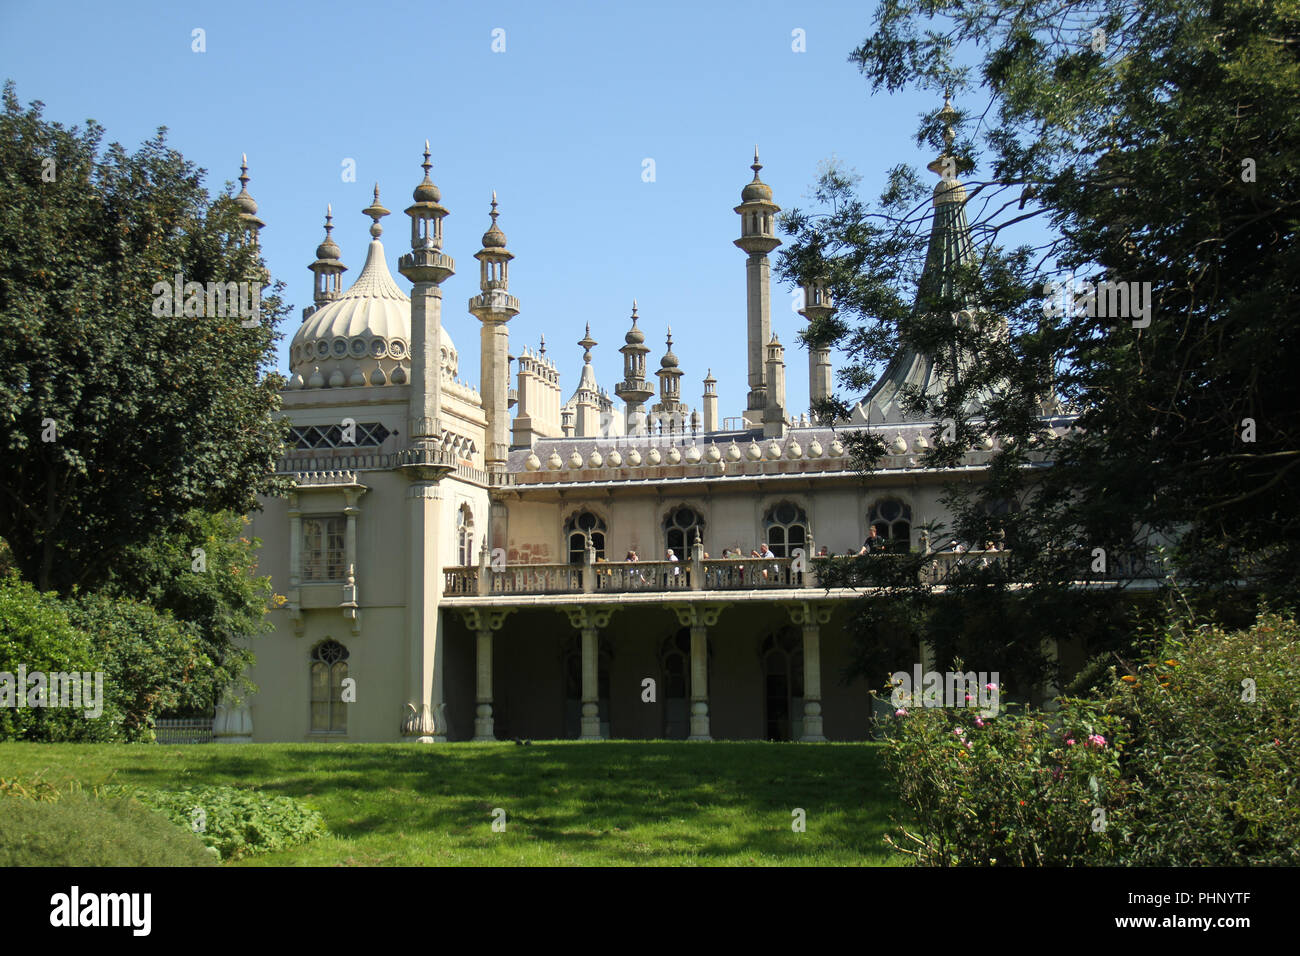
882,685,1129,865
0,788,217,866
114,785,327,860
1110,610,1300,865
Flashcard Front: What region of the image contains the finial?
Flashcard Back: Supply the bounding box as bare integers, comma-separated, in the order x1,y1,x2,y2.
579,323,597,363
489,190,499,223
539,333,547,356
239,153,250,188
632,299,638,316
324,204,334,236
423,139,432,173
666,326,673,348
938,91,958,150
751,146,763,179
363,184,389,238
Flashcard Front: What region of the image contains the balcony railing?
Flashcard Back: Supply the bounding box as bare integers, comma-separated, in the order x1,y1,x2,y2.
443,546,1164,599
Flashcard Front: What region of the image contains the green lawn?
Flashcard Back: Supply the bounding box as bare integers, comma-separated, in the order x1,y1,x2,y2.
0,741,906,866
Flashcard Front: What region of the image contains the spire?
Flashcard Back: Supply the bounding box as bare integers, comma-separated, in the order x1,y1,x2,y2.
362,184,389,238
234,153,265,243
539,333,546,357
307,203,348,315
579,323,597,363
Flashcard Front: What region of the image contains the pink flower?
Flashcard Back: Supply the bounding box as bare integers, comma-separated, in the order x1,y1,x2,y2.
1087,734,1107,748
964,741,973,750
974,716,985,727
1065,738,1076,746
895,708,908,717
954,728,965,737
986,683,998,691
965,694,974,702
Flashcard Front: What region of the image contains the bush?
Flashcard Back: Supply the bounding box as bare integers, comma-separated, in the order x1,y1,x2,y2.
882,610,1300,865
1111,611,1300,865
115,785,327,860
882,686,1128,865
0,787,217,866
0,574,123,741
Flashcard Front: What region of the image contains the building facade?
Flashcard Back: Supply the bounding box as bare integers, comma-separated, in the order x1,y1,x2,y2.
224,124,1077,744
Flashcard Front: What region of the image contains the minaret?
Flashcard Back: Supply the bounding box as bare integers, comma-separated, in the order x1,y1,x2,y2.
305,205,347,320
653,326,686,431
234,154,266,247
614,301,655,435
798,279,835,417
702,369,718,433
763,334,787,437
573,324,601,437
469,192,519,474
396,143,455,745
734,147,781,429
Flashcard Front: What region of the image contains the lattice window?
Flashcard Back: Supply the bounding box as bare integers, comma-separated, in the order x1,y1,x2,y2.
310,640,349,734
564,511,606,565
302,515,346,581
764,501,809,558
289,422,392,449
457,504,475,567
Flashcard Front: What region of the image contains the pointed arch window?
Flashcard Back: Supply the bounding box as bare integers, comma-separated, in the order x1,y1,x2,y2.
763,501,809,558
563,636,611,738
762,630,804,741
564,511,606,565
310,640,349,734
457,504,475,566
869,498,913,552
662,506,705,558
660,629,710,740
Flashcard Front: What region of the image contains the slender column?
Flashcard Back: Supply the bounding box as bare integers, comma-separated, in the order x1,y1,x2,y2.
563,606,617,740
746,253,771,415
403,481,445,742
287,492,303,636
788,602,833,741
669,603,727,741
462,608,514,741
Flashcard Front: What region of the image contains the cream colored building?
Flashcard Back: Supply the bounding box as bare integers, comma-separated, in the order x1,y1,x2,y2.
222,130,1077,744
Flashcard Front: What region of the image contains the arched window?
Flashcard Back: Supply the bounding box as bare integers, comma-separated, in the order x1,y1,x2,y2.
456,504,474,566
869,498,913,552
563,636,611,738
662,506,705,558
762,630,804,741
310,640,349,734
764,501,809,558
564,511,606,565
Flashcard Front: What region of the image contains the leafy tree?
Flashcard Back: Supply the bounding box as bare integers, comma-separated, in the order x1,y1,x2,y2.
0,80,292,595
784,0,1300,677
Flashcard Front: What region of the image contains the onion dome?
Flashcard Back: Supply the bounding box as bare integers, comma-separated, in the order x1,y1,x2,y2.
914,432,931,451
625,301,646,344
725,441,742,462
235,154,261,217
807,439,823,458
316,204,342,261
647,447,663,465
889,434,909,455
588,449,604,468
660,327,679,369
977,433,994,451
607,449,623,467
765,440,782,460
547,450,563,470
741,147,773,202
568,449,583,469
627,448,642,467
828,438,845,457
666,446,682,465
525,452,541,471
481,191,507,247
685,444,702,464
786,439,802,460
413,141,441,203
747,440,763,461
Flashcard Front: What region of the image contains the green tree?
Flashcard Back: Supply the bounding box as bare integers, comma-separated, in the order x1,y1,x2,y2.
784,0,1300,678
0,80,292,595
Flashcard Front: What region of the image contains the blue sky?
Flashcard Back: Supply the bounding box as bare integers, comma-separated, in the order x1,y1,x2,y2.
2,0,965,420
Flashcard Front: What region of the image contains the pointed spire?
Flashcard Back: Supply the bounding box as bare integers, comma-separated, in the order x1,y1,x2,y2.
363,184,389,238
539,333,547,356
233,154,265,240
480,191,507,250
578,323,597,363
314,204,342,261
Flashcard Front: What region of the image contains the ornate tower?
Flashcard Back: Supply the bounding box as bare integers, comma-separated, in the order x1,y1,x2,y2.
571,324,602,437
798,279,835,417
763,333,787,437
234,153,266,247
396,143,456,744
701,368,718,433
734,147,781,428
614,301,655,435
469,192,519,474
652,327,687,431
304,205,347,320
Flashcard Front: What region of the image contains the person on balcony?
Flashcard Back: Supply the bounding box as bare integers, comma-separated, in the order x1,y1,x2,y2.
665,548,681,586
859,526,884,555
752,542,777,580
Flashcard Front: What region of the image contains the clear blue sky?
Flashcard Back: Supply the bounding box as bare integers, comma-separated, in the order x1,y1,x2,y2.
2,0,966,420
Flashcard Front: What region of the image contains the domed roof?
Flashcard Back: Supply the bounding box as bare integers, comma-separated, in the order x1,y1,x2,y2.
235,154,259,215
289,236,458,386
740,148,773,203
413,141,441,203
624,302,645,344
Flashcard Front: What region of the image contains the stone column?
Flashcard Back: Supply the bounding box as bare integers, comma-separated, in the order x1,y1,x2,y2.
563,606,617,740
403,481,445,742
669,603,727,741
462,608,514,741
286,492,303,636
788,601,834,741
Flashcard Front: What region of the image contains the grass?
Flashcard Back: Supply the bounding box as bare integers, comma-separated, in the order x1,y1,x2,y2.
0,741,906,866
